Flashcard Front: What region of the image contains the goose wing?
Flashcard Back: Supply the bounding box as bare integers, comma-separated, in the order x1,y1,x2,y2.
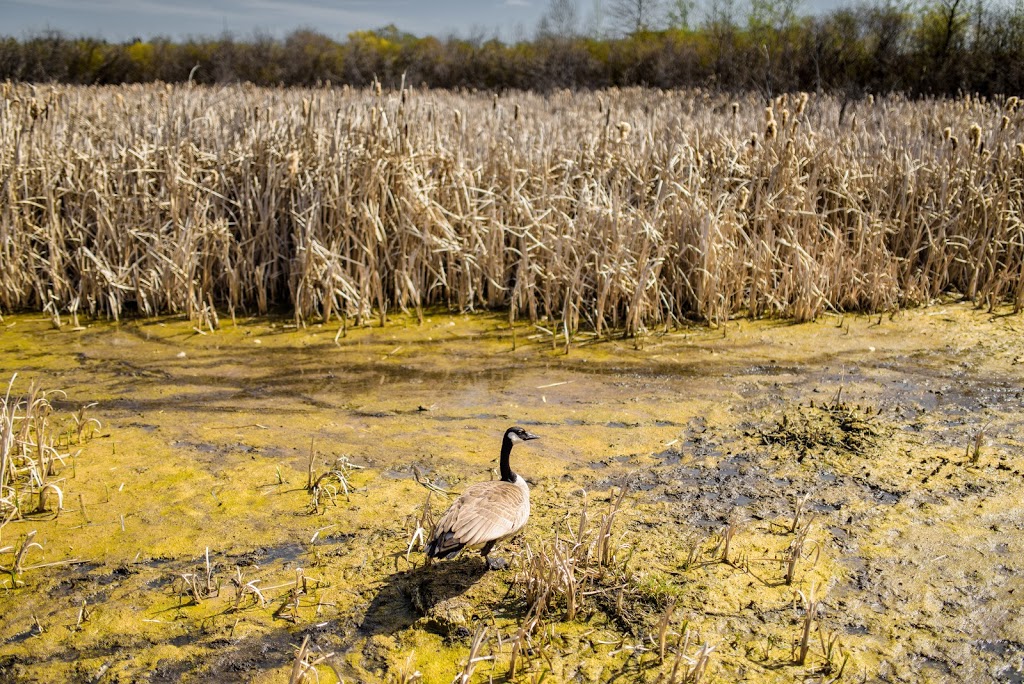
428,481,529,556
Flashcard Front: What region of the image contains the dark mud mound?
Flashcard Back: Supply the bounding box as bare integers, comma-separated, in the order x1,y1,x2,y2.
361,557,489,639
760,394,887,458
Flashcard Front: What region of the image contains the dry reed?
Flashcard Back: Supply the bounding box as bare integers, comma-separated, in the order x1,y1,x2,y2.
2,85,1022,330
1,375,97,533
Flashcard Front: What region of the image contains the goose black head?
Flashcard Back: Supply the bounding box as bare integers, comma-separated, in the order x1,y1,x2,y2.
505,426,540,443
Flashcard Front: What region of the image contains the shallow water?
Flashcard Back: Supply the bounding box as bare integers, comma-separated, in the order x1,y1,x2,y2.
1,305,1022,682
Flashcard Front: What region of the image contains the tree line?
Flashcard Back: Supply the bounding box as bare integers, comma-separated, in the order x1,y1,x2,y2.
1,0,1022,96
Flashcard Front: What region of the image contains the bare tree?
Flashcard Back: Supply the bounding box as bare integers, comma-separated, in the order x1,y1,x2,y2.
666,0,697,29
609,0,664,35
538,0,581,38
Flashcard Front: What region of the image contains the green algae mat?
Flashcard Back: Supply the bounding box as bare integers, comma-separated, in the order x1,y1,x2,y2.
1,305,1022,683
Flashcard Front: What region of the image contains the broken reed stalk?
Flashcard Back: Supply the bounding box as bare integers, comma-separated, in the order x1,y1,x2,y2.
231,566,268,610
288,635,335,684
405,490,433,563
664,623,716,684
307,438,315,490
686,642,717,683
4,86,1023,330
454,625,490,684
790,493,811,533
720,520,738,564
795,583,820,665
967,420,992,464
6,530,41,580
597,487,627,569
508,593,549,679
289,636,312,684
667,627,691,682
784,519,818,585
657,597,678,662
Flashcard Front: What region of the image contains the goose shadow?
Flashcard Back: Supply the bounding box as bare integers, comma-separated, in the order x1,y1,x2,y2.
359,556,490,639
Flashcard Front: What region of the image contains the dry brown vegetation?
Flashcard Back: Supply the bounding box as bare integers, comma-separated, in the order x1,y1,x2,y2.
2,83,1023,332
0,375,97,525
0,375,97,587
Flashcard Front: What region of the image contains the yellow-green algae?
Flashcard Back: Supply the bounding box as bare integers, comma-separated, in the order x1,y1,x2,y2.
0,304,1022,682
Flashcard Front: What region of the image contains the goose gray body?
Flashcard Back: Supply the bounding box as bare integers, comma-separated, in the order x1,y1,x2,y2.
426,426,538,569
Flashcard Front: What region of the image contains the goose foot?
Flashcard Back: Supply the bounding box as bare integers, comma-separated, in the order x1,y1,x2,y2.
485,556,508,571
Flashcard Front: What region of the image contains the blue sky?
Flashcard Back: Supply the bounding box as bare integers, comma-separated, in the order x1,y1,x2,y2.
1,0,841,42
4,0,543,41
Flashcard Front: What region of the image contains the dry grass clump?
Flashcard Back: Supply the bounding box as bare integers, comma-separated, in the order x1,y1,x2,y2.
0,374,99,528
516,488,630,626
305,439,361,514
505,488,715,679
0,375,97,587
2,84,1023,331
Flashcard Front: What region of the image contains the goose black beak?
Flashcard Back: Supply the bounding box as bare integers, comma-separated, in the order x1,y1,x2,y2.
523,431,540,441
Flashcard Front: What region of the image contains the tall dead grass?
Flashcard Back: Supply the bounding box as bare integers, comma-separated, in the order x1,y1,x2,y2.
2,83,1022,330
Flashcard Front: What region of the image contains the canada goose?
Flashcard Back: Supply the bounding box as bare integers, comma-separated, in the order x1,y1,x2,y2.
426,426,539,570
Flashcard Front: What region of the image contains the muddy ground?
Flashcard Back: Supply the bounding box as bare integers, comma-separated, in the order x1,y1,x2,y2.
0,303,1022,683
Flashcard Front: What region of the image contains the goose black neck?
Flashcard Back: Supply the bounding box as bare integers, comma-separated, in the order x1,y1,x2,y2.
499,435,517,483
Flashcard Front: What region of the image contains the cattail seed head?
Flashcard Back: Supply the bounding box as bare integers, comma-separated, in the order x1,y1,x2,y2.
616,121,632,142
968,123,982,150
1000,116,1010,131
514,103,520,121
765,120,777,140
731,102,739,118
764,106,775,124
796,93,808,116
943,127,952,141
950,136,959,150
